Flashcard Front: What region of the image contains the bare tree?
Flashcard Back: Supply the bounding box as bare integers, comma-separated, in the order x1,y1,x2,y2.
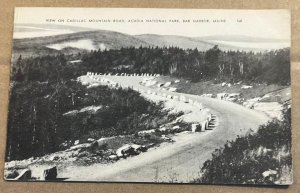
169,62,177,74
238,61,244,75
229,63,234,79
218,63,225,79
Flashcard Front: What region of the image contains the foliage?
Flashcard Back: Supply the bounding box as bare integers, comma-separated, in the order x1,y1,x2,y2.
6,81,170,161
7,45,291,162
195,109,292,185
12,46,290,85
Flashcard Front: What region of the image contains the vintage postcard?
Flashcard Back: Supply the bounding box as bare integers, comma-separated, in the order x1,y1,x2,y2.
4,8,292,185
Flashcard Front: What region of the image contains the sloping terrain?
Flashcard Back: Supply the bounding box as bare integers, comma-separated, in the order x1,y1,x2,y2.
134,34,215,51
12,30,152,60
13,25,290,62
58,74,270,182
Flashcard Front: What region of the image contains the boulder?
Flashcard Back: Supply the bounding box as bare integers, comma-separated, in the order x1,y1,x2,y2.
164,82,171,87
138,129,155,135
159,127,167,132
49,155,60,161
241,85,253,89
69,143,92,151
262,169,278,180
74,140,79,145
169,87,177,92
161,135,173,141
43,166,57,180
172,125,180,131
108,155,118,161
157,83,164,87
116,144,136,157
131,144,144,154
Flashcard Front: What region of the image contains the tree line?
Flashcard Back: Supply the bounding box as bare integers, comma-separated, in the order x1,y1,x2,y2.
12,46,290,85
7,45,290,161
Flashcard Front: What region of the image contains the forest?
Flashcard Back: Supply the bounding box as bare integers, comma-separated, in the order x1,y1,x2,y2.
6,81,173,161
7,45,290,161
194,108,292,185
12,46,290,85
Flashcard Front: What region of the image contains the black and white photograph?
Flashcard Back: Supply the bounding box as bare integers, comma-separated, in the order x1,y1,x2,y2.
4,8,292,185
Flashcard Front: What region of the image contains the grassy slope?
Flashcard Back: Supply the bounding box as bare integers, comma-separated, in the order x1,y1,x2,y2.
154,76,289,102
194,109,292,185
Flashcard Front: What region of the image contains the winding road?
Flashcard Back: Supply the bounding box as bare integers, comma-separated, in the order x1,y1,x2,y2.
64,75,270,182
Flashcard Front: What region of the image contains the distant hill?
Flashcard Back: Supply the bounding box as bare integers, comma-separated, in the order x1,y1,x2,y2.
12,30,152,61
134,34,215,51
134,34,289,52
12,25,290,62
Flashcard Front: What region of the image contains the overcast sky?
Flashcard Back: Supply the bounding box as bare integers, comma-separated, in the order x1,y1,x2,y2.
14,8,290,40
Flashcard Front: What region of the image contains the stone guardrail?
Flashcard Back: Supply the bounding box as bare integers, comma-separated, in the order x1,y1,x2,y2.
82,72,216,132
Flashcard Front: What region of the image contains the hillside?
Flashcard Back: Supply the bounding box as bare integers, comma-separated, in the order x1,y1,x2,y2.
12,27,290,62
134,34,215,51
12,30,152,60
194,109,292,185
6,80,178,161
134,34,256,51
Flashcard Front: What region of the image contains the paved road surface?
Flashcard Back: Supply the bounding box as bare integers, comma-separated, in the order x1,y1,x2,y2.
64,75,270,182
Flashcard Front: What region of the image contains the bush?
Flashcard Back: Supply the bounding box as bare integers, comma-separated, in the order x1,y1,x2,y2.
194,109,292,185
6,81,171,161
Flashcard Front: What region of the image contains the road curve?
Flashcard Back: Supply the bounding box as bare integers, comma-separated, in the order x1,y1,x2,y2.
65,75,270,182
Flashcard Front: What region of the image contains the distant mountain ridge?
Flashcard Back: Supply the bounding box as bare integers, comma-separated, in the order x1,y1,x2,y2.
12,30,152,60
12,25,290,61
134,34,215,50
